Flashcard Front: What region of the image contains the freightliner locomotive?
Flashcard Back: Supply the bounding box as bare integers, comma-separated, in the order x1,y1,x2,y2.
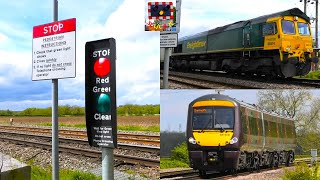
171,8,319,78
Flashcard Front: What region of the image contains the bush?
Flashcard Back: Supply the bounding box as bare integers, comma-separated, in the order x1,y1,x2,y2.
282,162,319,180
171,142,189,164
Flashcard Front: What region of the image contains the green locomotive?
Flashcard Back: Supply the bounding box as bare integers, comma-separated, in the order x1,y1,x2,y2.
171,8,319,78
186,94,296,177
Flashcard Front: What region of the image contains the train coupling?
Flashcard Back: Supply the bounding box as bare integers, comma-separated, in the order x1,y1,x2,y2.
208,152,219,162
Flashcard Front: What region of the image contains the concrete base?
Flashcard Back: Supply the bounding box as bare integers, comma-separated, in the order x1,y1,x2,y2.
0,153,31,180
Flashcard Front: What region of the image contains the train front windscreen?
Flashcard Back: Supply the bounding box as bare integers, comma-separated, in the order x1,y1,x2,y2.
192,107,235,130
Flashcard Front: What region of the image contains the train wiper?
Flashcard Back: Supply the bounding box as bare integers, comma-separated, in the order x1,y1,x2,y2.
214,118,225,132
200,118,212,133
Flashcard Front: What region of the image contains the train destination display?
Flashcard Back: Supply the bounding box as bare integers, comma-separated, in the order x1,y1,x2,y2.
32,18,76,80
85,38,117,148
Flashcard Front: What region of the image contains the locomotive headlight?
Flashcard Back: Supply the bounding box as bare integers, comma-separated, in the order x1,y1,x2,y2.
229,137,238,144
285,47,291,52
188,137,197,144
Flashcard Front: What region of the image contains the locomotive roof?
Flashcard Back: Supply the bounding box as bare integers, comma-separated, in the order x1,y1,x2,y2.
179,8,308,42
190,94,294,121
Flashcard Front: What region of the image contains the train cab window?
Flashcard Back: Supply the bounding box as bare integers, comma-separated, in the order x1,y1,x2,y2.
192,107,234,130
214,107,235,129
262,23,277,36
282,20,296,34
298,22,310,36
192,108,213,130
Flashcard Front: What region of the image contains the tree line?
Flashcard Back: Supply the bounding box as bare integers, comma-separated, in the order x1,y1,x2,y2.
0,104,160,116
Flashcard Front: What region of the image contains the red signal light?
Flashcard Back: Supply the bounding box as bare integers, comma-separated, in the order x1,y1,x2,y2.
94,58,110,77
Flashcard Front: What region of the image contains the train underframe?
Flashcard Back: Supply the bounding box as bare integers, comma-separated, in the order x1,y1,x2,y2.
171,49,317,78
189,148,295,178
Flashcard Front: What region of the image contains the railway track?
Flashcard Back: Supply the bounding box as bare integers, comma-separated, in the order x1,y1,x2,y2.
0,125,160,146
0,131,159,153
160,72,255,89
0,136,159,167
160,158,319,179
162,71,320,89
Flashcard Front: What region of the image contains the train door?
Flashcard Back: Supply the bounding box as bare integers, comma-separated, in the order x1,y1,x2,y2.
243,22,252,49
243,21,252,65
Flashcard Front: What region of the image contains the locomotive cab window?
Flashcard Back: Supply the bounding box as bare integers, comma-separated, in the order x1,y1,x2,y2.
282,20,296,34
298,22,310,36
192,107,234,130
262,23,277,36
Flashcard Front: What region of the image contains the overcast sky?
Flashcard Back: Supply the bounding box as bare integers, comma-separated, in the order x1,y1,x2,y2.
0,0,160,110
160,90,320,132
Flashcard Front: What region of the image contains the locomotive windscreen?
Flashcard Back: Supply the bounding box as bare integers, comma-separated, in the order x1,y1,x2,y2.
192,107,235,130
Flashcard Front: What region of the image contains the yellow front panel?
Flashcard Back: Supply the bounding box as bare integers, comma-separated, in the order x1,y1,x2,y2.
192,130,233,146
192,100,235,108
264,16,313,62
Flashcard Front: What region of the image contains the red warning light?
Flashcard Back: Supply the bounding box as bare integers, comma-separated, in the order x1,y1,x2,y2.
94,58,110,77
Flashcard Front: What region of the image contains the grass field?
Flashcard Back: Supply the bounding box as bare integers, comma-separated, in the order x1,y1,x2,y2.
0,116,160,132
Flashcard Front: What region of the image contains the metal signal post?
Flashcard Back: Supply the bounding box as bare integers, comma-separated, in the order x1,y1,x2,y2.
52,1,59,180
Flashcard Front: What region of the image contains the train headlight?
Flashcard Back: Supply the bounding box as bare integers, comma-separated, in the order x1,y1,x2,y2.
188,137,196,144
229,137,238,144
285,47,291,52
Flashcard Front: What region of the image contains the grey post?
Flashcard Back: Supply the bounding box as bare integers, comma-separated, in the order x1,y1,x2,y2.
52,0,59,179
316,0,318,49
163,48,170,89
305,0,307,14
102,148,114,180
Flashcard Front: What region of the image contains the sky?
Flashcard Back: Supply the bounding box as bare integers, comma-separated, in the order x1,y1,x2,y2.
0,0,160,110
160,90,320,132
0,0,317,111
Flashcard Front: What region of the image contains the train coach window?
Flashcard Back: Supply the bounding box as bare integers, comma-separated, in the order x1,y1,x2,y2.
263,23,277,36
282,20,296,34
298,22,310,36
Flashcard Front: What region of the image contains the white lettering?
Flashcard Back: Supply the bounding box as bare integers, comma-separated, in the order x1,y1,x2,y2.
96,77,109,84
94,113,111,120
92,49,110,58
43,23,64,34
93,86,110,93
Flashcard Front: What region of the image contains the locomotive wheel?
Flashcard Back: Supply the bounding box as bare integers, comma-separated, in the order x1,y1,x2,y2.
285,153,290,167
268,154,274,168
230,168,238,176
254,155,260,171
298,62,311,76
274,154,279,168
199,170,207,178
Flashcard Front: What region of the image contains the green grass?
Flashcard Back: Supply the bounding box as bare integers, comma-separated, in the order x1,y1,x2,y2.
296,70,320,80
296,154,313,159
160,157,189,169
39,123,160,132
283,162,319,180
117,125,160,132
31,165,101,180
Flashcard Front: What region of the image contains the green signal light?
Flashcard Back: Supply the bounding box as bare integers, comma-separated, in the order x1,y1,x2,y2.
97,93,111,113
